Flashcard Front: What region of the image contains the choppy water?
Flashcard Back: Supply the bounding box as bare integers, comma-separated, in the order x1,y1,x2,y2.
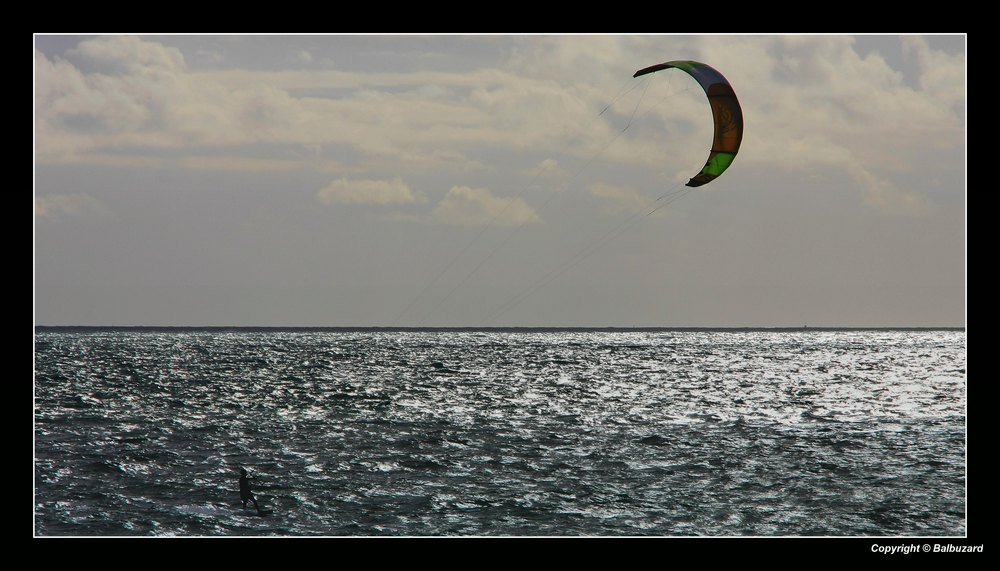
34,329,966,536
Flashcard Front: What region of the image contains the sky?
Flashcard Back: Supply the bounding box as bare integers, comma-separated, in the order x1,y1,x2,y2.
33,34,966,327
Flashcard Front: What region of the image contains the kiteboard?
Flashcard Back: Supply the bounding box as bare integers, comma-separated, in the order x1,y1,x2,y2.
238,505,273,517
178,504,273,517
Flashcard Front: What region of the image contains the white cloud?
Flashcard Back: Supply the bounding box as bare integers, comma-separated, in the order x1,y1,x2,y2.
529,157,567,179
317,176,425,205
34,36,641,172
35,193,108,219
180,155,306,172
194,49,224,66
536,158,559,172
687,35,964,214
34,35,965,212
852,165,931,216
70,35,186,75
431,186,541,226
35,36,308,162
902,36,965,108
587,182,650,213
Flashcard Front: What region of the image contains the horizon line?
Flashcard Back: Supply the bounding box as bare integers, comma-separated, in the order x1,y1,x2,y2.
35,325,967,333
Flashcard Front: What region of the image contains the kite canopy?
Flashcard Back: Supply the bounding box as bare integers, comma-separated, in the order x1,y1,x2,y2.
633,60,743,187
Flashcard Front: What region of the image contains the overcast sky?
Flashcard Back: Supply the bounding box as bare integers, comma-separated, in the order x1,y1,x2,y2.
34,35,966,327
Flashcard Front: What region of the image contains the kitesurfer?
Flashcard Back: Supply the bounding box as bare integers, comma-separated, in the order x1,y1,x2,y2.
239,468,263,514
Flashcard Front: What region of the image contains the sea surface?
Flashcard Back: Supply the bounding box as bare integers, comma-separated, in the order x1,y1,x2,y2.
34,328,966,536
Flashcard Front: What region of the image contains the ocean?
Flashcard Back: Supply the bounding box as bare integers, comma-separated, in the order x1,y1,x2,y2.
33,328,966,536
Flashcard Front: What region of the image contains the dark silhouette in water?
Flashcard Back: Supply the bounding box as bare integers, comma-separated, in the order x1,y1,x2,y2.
239,468,263,514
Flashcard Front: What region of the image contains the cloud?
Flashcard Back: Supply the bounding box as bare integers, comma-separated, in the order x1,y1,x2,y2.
431,186,541,226
35,36,308,163
536,158,559,172
35,36,648,173
587,182,651,213
35,193,108,219
194,49,224,66
901,36,965,108
35,35,964,209
684,35,964,214
851,165,931,216
317,176,425,205
69,34,186,75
